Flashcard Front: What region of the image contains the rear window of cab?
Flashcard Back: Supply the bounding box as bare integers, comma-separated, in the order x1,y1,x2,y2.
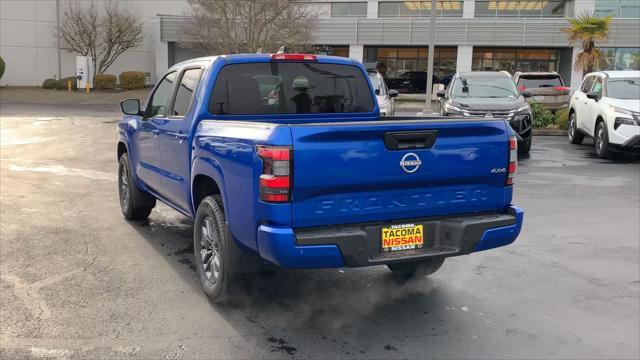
208,62,375,115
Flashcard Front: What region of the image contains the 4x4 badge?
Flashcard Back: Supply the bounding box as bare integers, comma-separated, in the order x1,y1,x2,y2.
400,153,422,173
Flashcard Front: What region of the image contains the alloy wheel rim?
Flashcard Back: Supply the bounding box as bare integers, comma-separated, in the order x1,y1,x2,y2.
596,128,603,153
200,216,221,283
569,117,575,140
120,165,130,208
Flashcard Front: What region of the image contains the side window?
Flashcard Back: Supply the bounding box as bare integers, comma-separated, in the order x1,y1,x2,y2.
172,68,203,117
592,77,603,95
580,76,595,93
147,72,177,117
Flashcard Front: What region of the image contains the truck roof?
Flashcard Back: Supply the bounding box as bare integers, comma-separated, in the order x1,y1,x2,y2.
172,53,356,68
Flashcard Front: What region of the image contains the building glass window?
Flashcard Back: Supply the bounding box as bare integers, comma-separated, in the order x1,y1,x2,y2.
331,2,367,17
378,1,464,18
474,1,566,18
311,45,350,57
364,46,457,82
595,0,640,18
598,48,640,70
472,48,561,73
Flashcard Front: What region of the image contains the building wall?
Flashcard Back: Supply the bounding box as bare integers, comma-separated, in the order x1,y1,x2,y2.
2,0,639,87
0,0,189,86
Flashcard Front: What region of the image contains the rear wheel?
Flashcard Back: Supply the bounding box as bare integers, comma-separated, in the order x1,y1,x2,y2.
387,257,445,280
568,112,584,144
118,153,155,220
594,121,611,159
194,195,240,303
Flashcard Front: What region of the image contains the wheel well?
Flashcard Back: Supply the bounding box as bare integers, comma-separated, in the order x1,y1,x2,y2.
568,108,574,117
117,142,127,160
192,175,221,210
595,116,605,134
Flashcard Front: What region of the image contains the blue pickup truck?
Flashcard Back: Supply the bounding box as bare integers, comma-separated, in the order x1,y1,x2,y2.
117,54,524,302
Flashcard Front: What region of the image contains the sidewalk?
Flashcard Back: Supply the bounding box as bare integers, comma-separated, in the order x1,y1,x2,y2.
0,86,151,105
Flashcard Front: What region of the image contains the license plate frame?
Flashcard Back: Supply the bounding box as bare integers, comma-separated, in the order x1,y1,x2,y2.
381,223,424,253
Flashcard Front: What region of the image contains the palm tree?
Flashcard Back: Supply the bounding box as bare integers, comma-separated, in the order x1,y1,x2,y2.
564,12,612,76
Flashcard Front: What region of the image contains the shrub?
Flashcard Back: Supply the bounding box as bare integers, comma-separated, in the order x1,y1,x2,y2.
119,71,145,90
95,74,117,90
0,56,5,80
530,102,556,128
555,107,570,130
42,78,57,89
55,76,78,90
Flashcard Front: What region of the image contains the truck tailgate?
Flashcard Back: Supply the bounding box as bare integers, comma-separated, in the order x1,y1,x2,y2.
289,119,512,228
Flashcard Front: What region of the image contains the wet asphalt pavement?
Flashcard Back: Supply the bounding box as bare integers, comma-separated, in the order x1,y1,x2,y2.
1,104,639,359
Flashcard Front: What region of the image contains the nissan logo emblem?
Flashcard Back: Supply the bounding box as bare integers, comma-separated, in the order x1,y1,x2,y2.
485,113,494,118
399,153,422,173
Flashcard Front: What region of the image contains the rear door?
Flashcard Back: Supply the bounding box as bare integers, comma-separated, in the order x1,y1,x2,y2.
289,119,511,228
574,76,595,133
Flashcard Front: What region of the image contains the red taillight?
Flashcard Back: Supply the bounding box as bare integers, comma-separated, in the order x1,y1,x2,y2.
518,85,526,93
554,85,570,92
507,136,517,186
257,145,291,203
271,54,317,61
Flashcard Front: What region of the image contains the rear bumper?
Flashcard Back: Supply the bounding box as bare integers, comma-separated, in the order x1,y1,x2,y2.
256,206,524,268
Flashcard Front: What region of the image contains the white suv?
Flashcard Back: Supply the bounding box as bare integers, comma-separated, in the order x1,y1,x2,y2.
568,71,640,158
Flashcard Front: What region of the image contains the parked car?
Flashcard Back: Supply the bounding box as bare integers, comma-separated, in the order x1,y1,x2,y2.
513,71,570,112
368,69,398,116
568,70,640,158
117,54,524,303
437,71,533,154
386,71,428,93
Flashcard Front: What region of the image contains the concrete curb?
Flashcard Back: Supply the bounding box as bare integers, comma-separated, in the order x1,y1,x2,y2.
533,129,567,136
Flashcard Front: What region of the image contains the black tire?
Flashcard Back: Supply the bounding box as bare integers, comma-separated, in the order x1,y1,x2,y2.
594,121,612,159
518,137,532,154
387,257,445,280
118,153,155,220
568,112,584,145
194,195,239,303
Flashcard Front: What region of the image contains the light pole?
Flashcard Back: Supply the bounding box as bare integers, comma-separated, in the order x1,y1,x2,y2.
422,0,437,115
56,0,62,80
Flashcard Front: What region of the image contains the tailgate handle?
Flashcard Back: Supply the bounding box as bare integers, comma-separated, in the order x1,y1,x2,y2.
384,131,438,150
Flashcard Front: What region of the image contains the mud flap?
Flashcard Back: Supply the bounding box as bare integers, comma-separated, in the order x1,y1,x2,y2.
225,225,263,275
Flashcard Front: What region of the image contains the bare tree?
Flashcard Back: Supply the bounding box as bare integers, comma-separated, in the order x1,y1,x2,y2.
181,0,318,54
57,1,144,74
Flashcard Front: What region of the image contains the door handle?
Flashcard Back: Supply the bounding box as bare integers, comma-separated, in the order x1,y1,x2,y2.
384,130,438,150
151,129,160,136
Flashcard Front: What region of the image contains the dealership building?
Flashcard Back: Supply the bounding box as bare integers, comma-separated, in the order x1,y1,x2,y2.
1,0,639,89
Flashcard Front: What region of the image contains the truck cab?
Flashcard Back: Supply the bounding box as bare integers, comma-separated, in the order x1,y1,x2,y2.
117,54,524,303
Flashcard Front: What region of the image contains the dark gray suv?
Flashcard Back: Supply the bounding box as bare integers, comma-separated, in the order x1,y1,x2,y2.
438,71,533,154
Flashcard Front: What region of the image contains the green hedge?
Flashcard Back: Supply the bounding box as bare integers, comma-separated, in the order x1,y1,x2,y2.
95,74,117,90
55,76,78,90
530,102,557,128
119,71,145,90
42,78,57,89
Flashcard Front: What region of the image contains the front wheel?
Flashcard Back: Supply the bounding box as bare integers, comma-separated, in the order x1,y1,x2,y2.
568,112,584,144
518,137,532,154
594,122,612,159
118,153,155,220
387,257,445,280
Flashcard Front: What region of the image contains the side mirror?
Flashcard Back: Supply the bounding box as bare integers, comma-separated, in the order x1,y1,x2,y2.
389,89,399,98
586,91,600,101
436,90,446,99
375,89,381,95
120,99,141,116
522,90,533,98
